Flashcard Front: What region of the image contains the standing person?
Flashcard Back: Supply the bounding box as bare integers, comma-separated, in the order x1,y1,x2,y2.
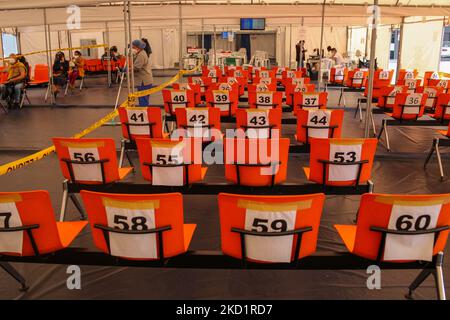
68,50,85,90
0,54,27,108
131,39,154,106
330,48,344,65
52,51,69,98
295,40,307,69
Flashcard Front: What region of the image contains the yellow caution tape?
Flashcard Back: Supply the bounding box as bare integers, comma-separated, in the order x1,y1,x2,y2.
0,58,203,176
0,44,109,62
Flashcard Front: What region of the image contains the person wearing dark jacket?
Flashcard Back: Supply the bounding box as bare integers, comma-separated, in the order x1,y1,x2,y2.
52,51,69,98
295,40,307,69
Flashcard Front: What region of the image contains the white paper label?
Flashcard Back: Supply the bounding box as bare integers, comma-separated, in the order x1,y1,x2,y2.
328,143,363,182
0,202,23,254
186,109,210,138
384,204,440,261
152,144,184,186
246,110,270,139
68,147,102,182
307,110,332,138
244,209,296,263
256,92,273,109
127,109,150,136
404,93,422,114
302,94,320,109
170,91,188,110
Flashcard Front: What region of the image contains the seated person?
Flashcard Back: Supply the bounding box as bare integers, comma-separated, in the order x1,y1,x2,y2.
68,50,85,90
0,54,27,108
52,51,69,98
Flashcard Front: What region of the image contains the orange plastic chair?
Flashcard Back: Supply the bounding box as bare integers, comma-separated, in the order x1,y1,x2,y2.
429,79,450,93
173,83,203,105
273,66,288,80
254,69,276,80
336,193,450,261
175,107,222,141
135,138,207,186
377,85,408,110
188,76,213,94
386,92,428,121
80,191,196,261
235,108,282,139
283,76,310,88
224,137,290,187
281,70,303,87
295,109,344,144
118,106,166,141
218,76,246,96
285,82,315,108
416,86,445,110
202,66,222,81
345,69,368,89
28,64,49,85
248,91,283,110
0,190,87,257
329,67,348,85
205,87,239,117
162,89,196,115
423,71,440,86
404,79,422,93
304,138,378,187
430,93,450,121
292,92,328,112
396,69,418,85
226,67,249,80
363,70,394,98
218,193,325,264
247,83,277,95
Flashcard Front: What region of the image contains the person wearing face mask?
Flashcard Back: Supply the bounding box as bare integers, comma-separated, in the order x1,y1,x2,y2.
52,51,69,98
131,39,153,106
68,50,85,90
0,54,27,108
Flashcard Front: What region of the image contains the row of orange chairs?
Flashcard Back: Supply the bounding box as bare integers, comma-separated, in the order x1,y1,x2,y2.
84,58,126,72
1,190,449,266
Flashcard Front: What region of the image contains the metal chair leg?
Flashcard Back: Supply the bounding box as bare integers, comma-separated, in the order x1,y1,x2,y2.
435,141,445,180
69,194,86,220
119,140,126,168
59,179,69,222
424,139,437,169
125,151,135,170
434,252,446,300
405,266,433,300
64,81,70,96
0,262,29,291
44,85,50,102
370,111,377,136
384,121,391,151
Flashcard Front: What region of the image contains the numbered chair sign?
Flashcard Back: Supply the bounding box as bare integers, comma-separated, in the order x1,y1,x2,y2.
213,90,231,112
235,69,243,77
0,195,23,254
301,93,320,109
186,108,210,138
126,108,150,136
256,92,274,109
329,141,362,182
424,88,438,108
256,84,269,92
335,68,344,80
219,193,325,264
177,83,191,91
404,93,423,114
306,110,332,138
151,141,185,186
208,69,217,79
246,109,271,139
170,90,188,111
379,70,390,80
405,79,417,91
405,71,414,79
292,78,305,86
386,86,403,106
353,71,364,84
431,72,440,80
259,77,273,85
437,80,449,89
259,70,270,78
68,143,102,182
104,198,159,259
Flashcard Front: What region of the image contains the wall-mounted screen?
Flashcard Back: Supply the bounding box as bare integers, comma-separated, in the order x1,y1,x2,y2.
240,18,266,31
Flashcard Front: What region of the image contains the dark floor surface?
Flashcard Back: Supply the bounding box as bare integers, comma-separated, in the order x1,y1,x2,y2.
0,73,449,300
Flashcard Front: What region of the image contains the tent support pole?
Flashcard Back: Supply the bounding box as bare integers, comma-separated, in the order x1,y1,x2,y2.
161,29,165,69
178,2,183,70
105,22,112,88
317,0,326,91
67,30,73,60
201,18,205,54
365,26,370,58
123,1,131,96
289,24,292,69
437,17,446,71
16,27,21,53
213,25,217,66
127,1,135,93
395,17,405,82
364,0,379,138
43,9,54,105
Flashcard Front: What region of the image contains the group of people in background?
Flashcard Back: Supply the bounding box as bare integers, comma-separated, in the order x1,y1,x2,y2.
0,37,154,108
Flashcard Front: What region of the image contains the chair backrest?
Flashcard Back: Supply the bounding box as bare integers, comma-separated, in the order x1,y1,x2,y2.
285,83,315,107
205,87,239,116
236,108,282,139
135,138,205,186
248,90,283,110
273,66,288,79
377,85,408,109
348,193,450,262
80,191,190,260
429,79,450,92
247,83,277,94
308,138,378,187
227,68,249,79
255,69,276,79
53,137,121,184
282,70,303,81
416,86,445,109
202,66,222,81
172,83,202,105
0,191,64,256
396,69,418,85
329,67,348,84
217,76,246,96
118,106,165,141
345,69,368,88
434,93,450,120
188,76,213,93
392,92,428,120
224,137,290,186
175,107,222,140
33,64,49,82
404,79,421,93
296,109,344,144
423,71,440,86
162,89,196,115
219,193,325,263
293,92,328,112
364,70,394,98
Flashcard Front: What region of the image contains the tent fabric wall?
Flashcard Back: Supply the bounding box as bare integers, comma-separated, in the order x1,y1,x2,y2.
401,18,444,75
369,25,391,70
348,27,367,59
